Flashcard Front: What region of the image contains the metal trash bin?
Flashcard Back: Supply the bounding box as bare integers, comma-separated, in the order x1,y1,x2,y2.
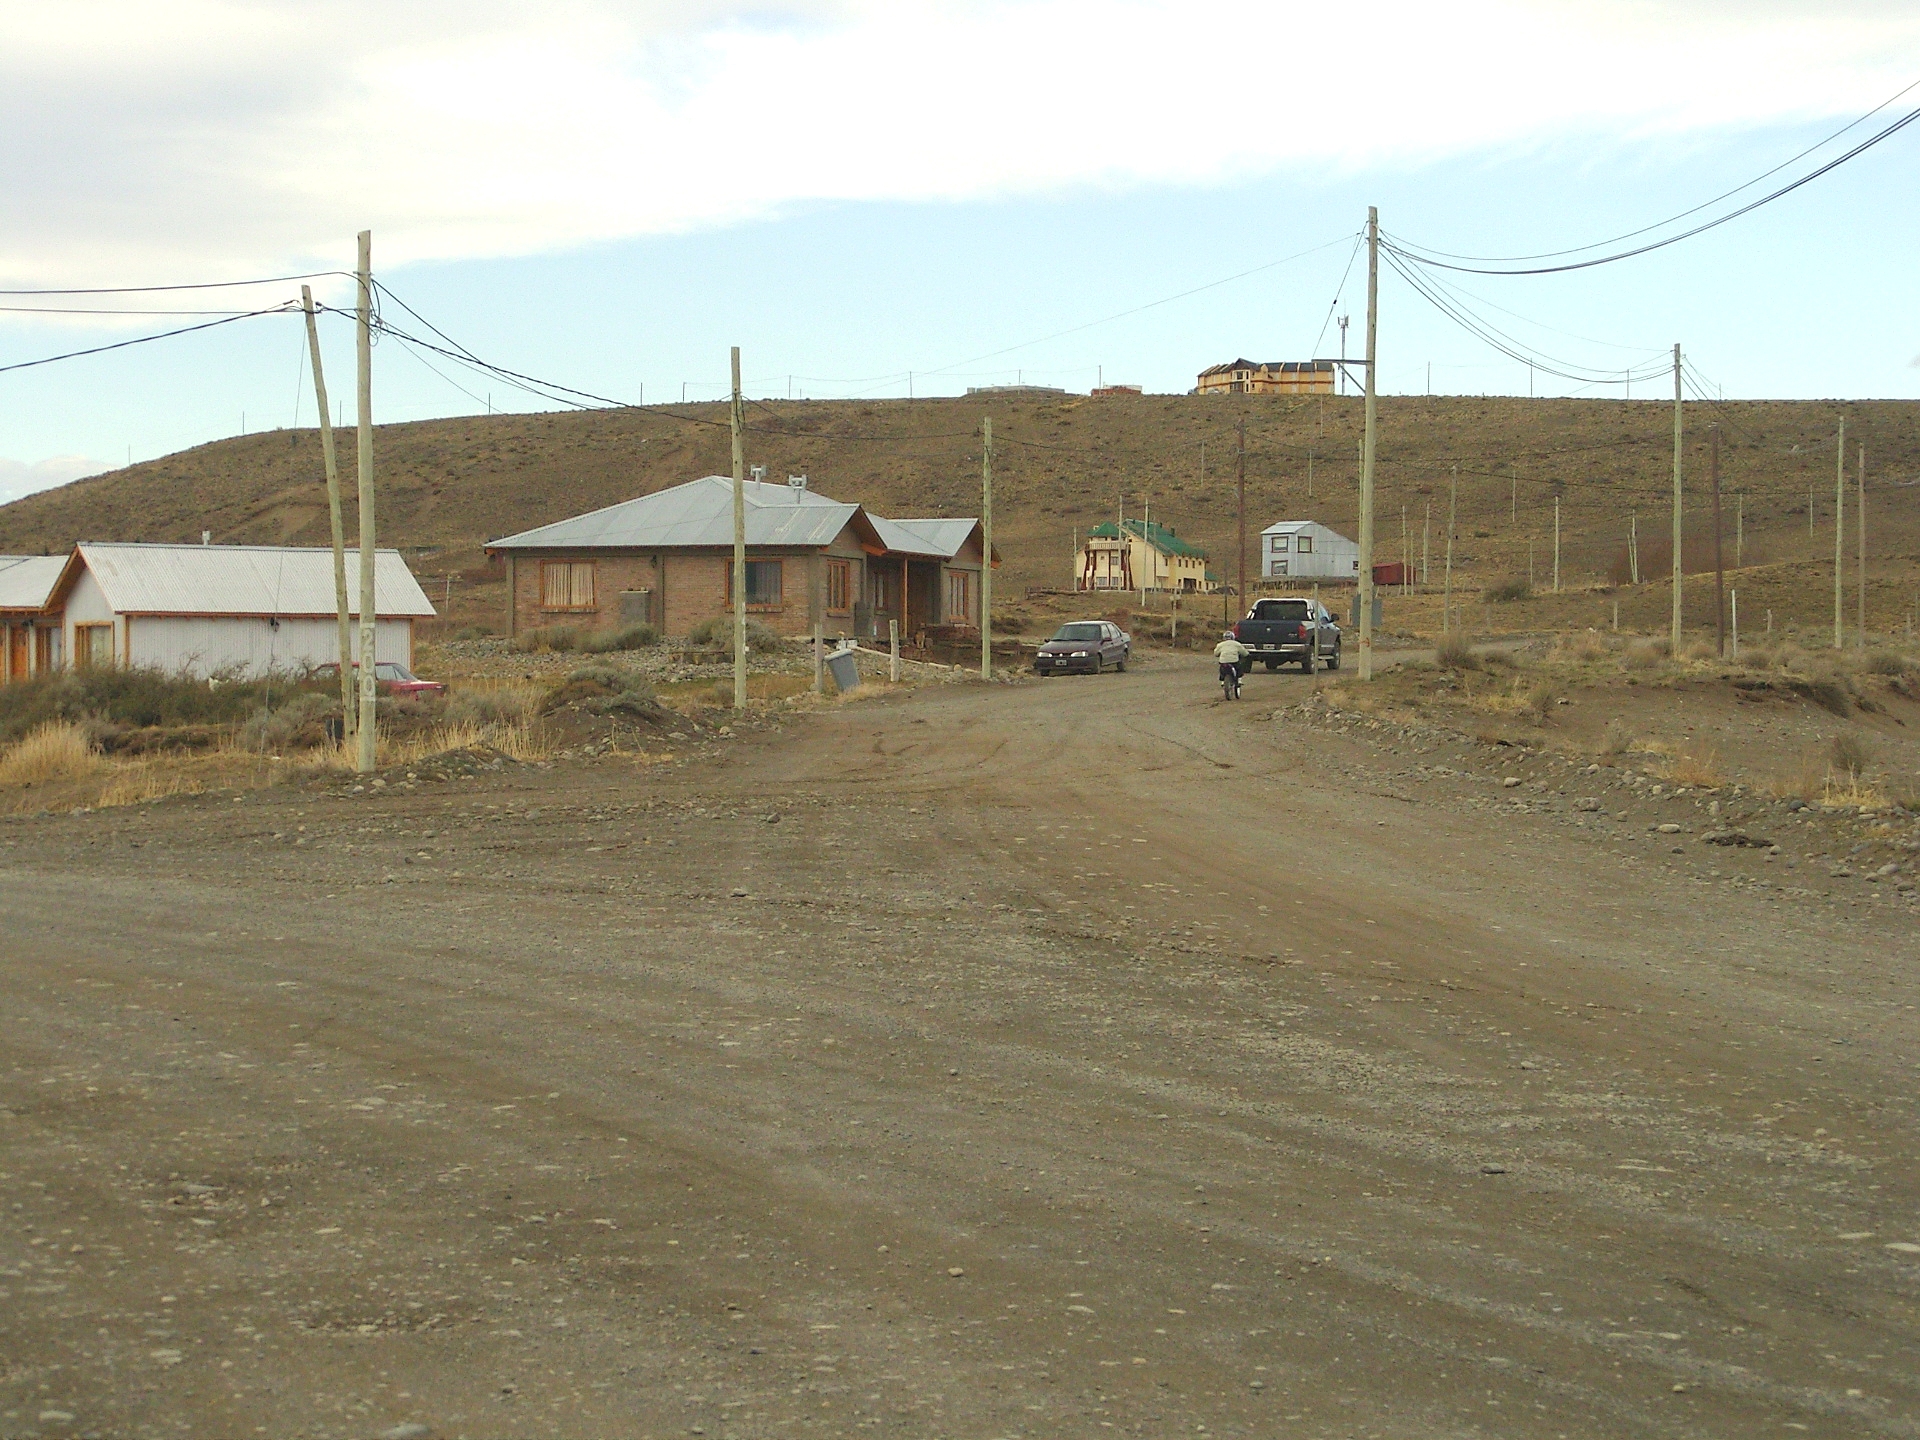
826,647,861,693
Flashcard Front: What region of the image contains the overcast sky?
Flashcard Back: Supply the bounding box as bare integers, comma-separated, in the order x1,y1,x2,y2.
3,0,1918,493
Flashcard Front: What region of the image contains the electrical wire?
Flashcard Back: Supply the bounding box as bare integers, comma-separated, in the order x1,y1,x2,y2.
852,234,1355,397
0,271,346,297
1383,246,1672,385
1388,77,1920,267
1383,94,1920,277
0,305,297,376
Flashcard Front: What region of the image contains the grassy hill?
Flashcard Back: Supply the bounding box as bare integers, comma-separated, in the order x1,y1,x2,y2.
3,393,1915,636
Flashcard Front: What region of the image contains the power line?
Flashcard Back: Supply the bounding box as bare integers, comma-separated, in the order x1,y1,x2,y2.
0,305,296,376
0,271,346,297
1383,94,1920,277
1387,77,1920,267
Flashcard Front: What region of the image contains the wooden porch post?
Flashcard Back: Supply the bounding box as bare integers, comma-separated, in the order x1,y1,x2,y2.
900,556,908,636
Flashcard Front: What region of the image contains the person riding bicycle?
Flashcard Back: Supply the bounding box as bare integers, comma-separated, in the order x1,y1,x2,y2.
1213,630,1251,697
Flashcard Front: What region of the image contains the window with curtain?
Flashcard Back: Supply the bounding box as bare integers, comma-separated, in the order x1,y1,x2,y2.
540,560,596,609
728,560,783,607
826,561,852,612
945,571,972,623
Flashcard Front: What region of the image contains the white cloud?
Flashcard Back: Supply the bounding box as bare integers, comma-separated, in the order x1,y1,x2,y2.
0,454,109,502
2,1,1915,294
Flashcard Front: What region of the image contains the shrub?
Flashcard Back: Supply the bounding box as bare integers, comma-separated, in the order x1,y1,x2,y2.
0,666,307,745
447,624,494,642
0,721,101,785
1483,577,1530,603
1602,718,1636,755
445,687,535,726
511,624,584,653
237,692,338,753
582,622,660,652
1434,632,1478,670
1622,640,1667,671
1662,746,1723,789
1866,649,1914,677
686,616,782,652
540,663,657,712
1830,731,1874,784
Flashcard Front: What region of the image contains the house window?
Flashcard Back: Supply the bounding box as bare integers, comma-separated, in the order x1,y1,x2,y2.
826,560,852,612
74,623,114,669
1272,560,1288,576
1296,535,1313,554
728,559,783,608
541,560,596,610
946,570,973,624
1272,535,1290,552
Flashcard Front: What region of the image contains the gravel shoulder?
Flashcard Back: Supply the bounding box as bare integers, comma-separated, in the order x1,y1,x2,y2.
3,651,1916,1439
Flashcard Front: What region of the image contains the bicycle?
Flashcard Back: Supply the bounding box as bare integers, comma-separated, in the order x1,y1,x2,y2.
1218,662,1242,701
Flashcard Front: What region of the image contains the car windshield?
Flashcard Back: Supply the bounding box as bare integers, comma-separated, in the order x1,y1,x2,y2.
1251,600,1310,621
374,663,415,681
1053,623,1104,641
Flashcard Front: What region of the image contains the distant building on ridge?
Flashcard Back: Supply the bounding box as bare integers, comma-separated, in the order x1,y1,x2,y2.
1196,360,1334,396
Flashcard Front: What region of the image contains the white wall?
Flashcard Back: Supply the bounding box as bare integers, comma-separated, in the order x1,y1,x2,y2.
1262,523,1358,582
125,616,413,678
61,568,119,663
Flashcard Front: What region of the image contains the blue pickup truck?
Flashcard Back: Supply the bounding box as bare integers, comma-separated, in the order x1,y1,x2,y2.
1232,597,1341,672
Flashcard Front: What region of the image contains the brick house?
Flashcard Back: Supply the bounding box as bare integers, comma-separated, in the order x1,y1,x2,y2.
486,474,995,643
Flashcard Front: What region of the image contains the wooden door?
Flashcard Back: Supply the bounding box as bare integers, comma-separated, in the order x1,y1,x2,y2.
7,626,26,683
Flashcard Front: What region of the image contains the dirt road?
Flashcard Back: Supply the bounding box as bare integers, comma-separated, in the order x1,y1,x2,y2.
4,655,1916,1439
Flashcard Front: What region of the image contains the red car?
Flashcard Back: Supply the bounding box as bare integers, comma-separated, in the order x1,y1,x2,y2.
310,661,447,697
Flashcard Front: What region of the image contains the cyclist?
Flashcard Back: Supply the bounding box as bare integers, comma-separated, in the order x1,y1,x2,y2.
1213,629,1251,699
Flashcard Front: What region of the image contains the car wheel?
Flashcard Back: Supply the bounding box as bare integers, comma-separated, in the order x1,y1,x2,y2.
1115,652,1128,672
1327,646,1342,671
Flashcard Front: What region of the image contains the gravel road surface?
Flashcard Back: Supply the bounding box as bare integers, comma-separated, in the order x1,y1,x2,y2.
4,656,1915,1438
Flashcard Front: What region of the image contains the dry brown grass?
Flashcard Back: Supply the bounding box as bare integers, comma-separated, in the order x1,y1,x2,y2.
0,722,101,786
1656,746,1724,789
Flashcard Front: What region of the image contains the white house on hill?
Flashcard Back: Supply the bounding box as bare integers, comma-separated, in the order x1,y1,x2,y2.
1259,521,1358,583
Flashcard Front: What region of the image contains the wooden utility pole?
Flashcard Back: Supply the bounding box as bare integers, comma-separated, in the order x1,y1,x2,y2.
981,417,994,680
1629,513,1639,585
1736,493,1744,568
300,285,355,738
731,347,747,708
1510,465,1516,526
1358,205,1379,680
1552,495,1561,593
353,230,377,773
1834,417,1846,649
1400,505,1408,595
1235,418,1247,614
1857,442,1867,648
1421,501,1430,596
1710,424,1725,657
1444,465,1456,633
1670,343,1683,654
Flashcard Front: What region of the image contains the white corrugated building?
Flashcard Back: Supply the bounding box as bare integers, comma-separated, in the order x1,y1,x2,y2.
1259,520,1358,583
49,543,436,679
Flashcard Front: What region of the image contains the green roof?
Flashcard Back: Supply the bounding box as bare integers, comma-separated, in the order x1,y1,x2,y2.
1087,518,1208,560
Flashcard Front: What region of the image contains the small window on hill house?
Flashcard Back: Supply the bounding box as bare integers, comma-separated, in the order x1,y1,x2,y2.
1296,534,1314,554
946,570,972,623
541,560,596,610
826,560,852,612
1272,534,1290,552
74,623,113,669
728,560,783,608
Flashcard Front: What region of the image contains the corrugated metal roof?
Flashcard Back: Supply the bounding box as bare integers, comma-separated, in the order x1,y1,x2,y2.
72,544,436,618
1088,519,1207,559
1260,520,1351,540
489,476,861,551
0,555,67,612
881,518,981,559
